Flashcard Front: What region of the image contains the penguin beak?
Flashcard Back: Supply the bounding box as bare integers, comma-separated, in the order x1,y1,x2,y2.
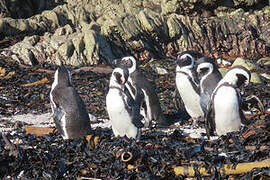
244,80,249,86
121,76,126,84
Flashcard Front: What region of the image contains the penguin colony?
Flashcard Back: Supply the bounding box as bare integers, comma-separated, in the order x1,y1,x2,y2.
50,51,251,140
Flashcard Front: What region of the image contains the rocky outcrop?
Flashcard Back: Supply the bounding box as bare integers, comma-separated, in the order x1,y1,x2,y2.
0,0,270,66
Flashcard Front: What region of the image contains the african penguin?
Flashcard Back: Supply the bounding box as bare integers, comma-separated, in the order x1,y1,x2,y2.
49,64,91,139
206,66,251,137
175,52,204,127
173,50,203,110
106,67,144,139
112,56,169,127
196,57,222,117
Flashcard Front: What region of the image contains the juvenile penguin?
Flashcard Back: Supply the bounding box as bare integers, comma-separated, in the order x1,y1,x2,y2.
106,67,144,139
206,66,251,136
175,52,204,126
196,57,222,116
112,56,169,127
49,64,91,139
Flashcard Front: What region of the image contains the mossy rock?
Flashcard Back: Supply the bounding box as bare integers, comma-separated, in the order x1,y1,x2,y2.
250,72,263,84
218,68,229,77
232,57,256,71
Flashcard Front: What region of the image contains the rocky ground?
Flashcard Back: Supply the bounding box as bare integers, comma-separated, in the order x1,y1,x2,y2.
0,56,270,179
1,0,270,179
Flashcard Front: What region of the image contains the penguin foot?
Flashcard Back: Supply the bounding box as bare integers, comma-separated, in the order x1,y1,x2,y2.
191,119,199,129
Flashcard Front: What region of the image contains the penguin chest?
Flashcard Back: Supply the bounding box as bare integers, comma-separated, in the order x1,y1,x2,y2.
106,90,137,138
176,73,203,118
213,86,241,136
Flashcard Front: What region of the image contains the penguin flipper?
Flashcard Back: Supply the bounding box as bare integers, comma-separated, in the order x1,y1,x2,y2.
124,87,144,128
53,106,65,123
237,92,250,125
173,89,185,110
205,102,215,139
134,87,145,107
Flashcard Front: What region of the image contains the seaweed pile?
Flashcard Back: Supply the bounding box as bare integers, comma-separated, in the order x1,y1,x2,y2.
1,118,270,179
0,58,270,179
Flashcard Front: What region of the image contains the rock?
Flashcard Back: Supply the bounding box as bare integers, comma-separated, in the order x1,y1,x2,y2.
154,66,168,75
218,68,229,77
250,72,263,84
84,30,115,65
1,0,270,66
57,39,75,61
217,58,232,66
232,57,256,71
54,24,74,36
257,57,270,65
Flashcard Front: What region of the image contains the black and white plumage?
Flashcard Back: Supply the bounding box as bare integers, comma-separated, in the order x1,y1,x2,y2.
49,65,91,139
106,67,144,139
196,57,223,117
175,51,204,126
206,66,251,136
112,56,169,127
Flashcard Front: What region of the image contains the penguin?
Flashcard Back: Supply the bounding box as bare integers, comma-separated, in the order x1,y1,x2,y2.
196,57,223,117
173,50,203,111
49,64,91,139
206,66,251,137
106,67,144,139
175,51,204,127
112,56,169,127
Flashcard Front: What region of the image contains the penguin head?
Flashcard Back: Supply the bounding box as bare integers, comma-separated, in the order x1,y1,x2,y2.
222,66,251,87
175,53,194,69
196,62,213,80
111,67,129,85
111,56,137,74
54,65,72,87
196,57,218,79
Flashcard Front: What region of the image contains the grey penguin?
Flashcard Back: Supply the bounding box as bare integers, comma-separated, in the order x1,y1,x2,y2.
206,66,251,137
49,64,91,139
175,52,204,126
112,56,169,127
196,57,223,117
106,67,144,139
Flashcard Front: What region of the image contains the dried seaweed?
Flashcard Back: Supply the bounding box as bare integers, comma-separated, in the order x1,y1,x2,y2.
0,58,270,179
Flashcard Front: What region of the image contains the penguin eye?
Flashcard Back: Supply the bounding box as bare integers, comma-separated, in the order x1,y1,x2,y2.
199,67,208,74
121,59,133,68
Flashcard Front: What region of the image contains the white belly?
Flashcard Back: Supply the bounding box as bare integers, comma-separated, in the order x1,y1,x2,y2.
176,73,204,119
60,113,69,139
213,87,241,136
106,89,138,139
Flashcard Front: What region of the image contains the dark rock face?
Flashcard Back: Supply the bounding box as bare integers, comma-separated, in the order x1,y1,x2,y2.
0,0,269,65
0,0,65,19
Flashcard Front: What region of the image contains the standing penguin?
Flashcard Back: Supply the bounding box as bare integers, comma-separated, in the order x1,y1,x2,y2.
106,67,144,139
206,66,251,137
196,57,222,117
112,56,169,127
175,52,204,126
173,50,203,110
49,64,91,139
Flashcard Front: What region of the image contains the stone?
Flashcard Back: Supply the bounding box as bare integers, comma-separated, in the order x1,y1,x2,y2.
57,40,75,60
218,68,229,77
250,72,263,84
257,57,270,65
232,57,256,71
